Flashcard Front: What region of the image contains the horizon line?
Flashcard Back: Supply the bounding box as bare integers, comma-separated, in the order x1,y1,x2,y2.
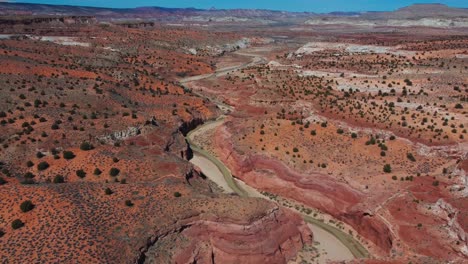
3,1,467,14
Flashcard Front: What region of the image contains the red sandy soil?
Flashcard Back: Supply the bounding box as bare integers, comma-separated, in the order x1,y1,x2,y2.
0,23,311,263
191,31,467,263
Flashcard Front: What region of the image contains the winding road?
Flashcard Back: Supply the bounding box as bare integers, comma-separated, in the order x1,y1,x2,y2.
182,50,369,263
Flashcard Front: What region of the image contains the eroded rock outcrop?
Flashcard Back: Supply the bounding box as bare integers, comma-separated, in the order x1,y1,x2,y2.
140,199,312,264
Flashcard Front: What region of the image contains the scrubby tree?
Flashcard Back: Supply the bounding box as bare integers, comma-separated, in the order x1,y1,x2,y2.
20,200,34,213
63,151,76,160
407,153,416,162
94,168,102,176
53,175,65,184
37,161,49,171
105,187,113,195
383,164,392,173
80,142,94,151
11,219,24,230
109,168,120,177
76,169,86,178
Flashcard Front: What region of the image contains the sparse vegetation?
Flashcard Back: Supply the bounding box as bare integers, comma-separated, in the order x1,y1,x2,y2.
76,170,86,178
383,164,392,173
53,175,65,184
63,151,76,160
11,219,24,230
109,168,120,177
20,200,34,213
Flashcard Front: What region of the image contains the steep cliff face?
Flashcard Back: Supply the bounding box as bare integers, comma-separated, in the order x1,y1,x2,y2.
139,201,312,264
340,211,393,253
213,125,393,254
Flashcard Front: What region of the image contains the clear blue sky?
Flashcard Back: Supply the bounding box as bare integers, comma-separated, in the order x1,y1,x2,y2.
7,1,468,12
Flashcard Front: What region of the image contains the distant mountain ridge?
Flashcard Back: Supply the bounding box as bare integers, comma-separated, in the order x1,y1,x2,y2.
0,2,466,24
361,3,468,19
0,2,314,22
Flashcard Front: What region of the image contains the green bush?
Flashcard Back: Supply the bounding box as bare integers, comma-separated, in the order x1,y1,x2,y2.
109,168,120,177
21,179,35,185
24,172,35,179
11,219,24,230
76,169,86,178
53,175,65,184
37,161,49,171
383,164,392,173
80,142,94,151
105,187,113,195
63,151,76,160
406,153,416,162
20,200,34,213
94,168,102,176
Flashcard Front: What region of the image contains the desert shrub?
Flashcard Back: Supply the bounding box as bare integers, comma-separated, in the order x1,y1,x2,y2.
105,188,113,195
174,192,182,197
0,229,4,237
24,172,35,179
432,181,439,187
20,200,34,213
109,168,120,177
351,133,357,138
63,151,76,160
36,152,45,159
293,147,299,153
125,200,134,206
0,177,6,185
37,161,49,171
406,153,416,162
365,137,376,145
94,168,102,175
80,142,94,151
11,219,24,230
53,175,65,184
21,179,35,185
337,128,344,134
311,130,316,136
76,169,86,178
383,164,392,173
26,161,34,167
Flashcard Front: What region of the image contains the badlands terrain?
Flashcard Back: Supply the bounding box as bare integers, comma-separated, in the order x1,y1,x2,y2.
0,2,467,264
